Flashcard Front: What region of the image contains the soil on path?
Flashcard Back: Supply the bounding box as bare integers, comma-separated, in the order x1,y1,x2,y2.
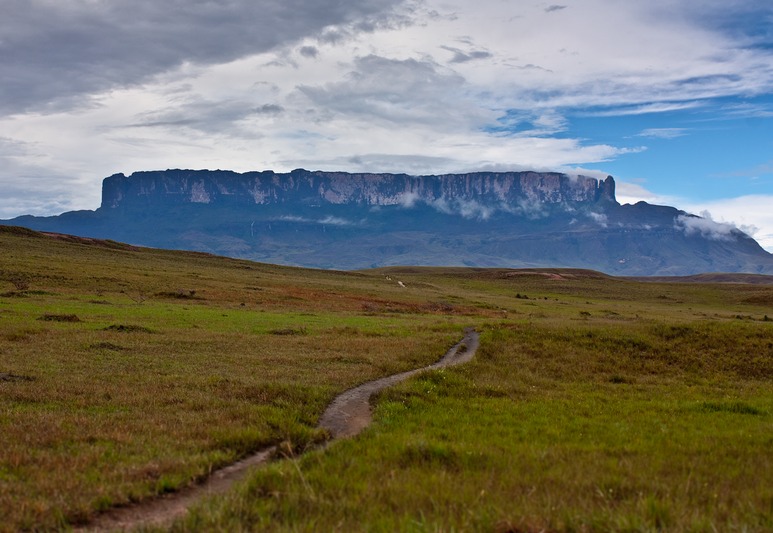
319,328,479,438
78,328,479,532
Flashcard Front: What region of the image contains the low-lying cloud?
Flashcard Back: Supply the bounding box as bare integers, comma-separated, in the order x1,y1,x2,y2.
399,191,559,221
279,215,356,226
675,213,740,241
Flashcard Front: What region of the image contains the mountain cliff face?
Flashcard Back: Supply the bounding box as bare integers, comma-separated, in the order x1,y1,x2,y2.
101,169,616,209
4,169,773,276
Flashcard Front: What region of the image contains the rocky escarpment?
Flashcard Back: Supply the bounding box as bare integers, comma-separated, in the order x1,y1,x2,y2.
4,168,773,276
101,169,617,209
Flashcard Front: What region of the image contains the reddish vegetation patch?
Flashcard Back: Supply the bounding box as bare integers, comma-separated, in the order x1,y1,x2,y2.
41,232,139,251
632,273,773,285
502,271,570,281
359,298,481,316
488,268,610,282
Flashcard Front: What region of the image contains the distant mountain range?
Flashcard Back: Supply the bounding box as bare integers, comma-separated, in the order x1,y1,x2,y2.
3,168,773,275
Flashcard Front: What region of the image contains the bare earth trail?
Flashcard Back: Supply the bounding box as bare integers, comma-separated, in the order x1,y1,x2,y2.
78,329,479,532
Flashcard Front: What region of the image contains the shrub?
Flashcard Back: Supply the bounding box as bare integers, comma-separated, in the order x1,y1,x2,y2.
9,275,30,291
37,314,81,322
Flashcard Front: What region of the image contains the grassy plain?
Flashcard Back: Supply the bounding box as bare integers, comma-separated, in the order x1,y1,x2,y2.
1,226,772,531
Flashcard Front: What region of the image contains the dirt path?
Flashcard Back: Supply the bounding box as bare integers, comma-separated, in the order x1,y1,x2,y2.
78,329,479,532
319,328,479,438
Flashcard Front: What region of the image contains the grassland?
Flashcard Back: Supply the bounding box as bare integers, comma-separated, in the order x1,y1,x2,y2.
1,226,772,531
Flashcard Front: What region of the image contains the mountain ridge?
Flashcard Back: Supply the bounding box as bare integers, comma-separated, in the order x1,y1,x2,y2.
100,168,616,210
3,168,772,276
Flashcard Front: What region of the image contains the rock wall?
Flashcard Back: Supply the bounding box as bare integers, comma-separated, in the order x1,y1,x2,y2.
101,169,617,209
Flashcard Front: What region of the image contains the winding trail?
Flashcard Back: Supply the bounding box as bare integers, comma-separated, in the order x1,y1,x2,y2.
319,328,479,438
78,329,479,532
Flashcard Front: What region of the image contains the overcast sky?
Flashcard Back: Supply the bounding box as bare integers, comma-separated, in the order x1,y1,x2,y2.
2,0,773,250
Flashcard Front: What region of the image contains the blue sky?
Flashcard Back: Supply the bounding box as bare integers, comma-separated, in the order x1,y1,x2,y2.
568,94,773,198
1,0,772,250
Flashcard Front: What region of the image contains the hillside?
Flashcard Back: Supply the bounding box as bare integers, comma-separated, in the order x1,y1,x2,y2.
1,225,772,531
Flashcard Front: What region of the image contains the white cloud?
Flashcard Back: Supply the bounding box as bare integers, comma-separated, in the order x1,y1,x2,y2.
614,180,679,207
675,214,738,241
279,215,356,226
612,177,773,253
680,196,773,252
588,212,608,227
319,215,355,226
399,191,421,208
636,128,689,139
582,102,706,118
400,194,496,220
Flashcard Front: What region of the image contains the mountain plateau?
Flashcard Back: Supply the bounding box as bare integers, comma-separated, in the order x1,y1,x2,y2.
3,168,772,276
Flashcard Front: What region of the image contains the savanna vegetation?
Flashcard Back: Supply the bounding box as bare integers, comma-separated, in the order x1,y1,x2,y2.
1,225,772,531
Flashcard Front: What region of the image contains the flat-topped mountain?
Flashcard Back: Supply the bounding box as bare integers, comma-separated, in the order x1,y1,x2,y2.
4,169,772,275
100,169,616,209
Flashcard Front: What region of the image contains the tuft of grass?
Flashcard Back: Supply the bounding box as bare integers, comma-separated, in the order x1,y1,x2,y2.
37,313,81,322
699,401,766,416
0,373,35,382
268,327,308,336
89,342,128,351
102,324,154,333
398,440,461,470
154,289,200,300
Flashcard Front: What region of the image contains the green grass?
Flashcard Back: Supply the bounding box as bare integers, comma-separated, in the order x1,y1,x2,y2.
0,228,470,530
181,322,773,532
2,226,773,531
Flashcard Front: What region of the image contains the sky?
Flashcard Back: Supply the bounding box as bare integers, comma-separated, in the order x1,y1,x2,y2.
2,0,773,251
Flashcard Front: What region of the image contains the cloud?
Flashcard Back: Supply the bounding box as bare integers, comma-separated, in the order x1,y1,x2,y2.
510,199,549,220
399,191,421,208
675,213,740,241
545,5,567,13
400,192,553,221
0,137,99,217
441,45,493,64
581,102,705,118
255,104,286,115
345,154,460,173
452,199,495,220
711,160,773,179
298,54,491,128
616,180,773,252
424,197,495,220
398,190,513,221
0,0,405,116
615,180,679,206
299,46,320,59
719,102,773,119
129,99,263,131
636,128,688,139
680,196,773,252
588,212,608,227
321,216,356,226
279,215,356,226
